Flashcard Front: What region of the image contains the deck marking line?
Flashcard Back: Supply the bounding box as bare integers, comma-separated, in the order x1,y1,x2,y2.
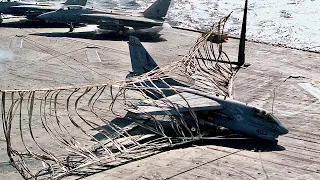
298,83,320,100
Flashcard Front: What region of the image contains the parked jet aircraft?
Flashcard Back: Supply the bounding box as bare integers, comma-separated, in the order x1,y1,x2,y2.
0,0,32,19
0,0,87,21
124,0,288,143
37,0,171,33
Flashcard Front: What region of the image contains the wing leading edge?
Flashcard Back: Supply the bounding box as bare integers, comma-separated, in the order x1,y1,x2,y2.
82,14,163,25
127,92,222,115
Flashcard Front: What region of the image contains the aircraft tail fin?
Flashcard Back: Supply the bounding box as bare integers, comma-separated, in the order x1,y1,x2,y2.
143,0,171,20
237,0,248,66
127,36,158,77
64,0,87,6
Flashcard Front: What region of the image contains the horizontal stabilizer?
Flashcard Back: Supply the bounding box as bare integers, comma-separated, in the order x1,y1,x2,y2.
65,0,87,6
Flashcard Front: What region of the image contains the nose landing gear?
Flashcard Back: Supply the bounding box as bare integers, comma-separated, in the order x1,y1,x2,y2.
0,13,4,24
68,22,74,32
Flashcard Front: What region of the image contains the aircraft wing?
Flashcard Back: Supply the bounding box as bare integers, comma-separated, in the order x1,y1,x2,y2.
82,13,163,26
11,5,58,12
127,92,222,115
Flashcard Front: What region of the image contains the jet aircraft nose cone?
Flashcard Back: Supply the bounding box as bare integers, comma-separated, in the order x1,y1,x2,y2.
37,13,50,21
37,14,45,20
278,125,289,135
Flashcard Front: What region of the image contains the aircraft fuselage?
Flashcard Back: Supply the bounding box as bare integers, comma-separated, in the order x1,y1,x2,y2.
183,89,289,142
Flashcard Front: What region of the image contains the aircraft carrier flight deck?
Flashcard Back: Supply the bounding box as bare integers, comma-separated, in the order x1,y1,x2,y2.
0,17,320,180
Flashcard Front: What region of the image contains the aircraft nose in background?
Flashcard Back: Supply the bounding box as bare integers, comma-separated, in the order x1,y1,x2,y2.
37,13,52,22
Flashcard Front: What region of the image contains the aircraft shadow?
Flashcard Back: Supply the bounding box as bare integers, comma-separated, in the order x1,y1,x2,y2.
58,115,285,179
31,30,167,42
0,19,72,28
193,137,286,152
93,116,286,152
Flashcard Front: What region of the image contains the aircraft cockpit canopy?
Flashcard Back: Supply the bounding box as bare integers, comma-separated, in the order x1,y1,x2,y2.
252,107,280,125
58,5,84,11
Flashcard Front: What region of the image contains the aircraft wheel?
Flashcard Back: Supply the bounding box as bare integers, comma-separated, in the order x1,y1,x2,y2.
118,29,124,35
69,26,74,32
0,19,3,24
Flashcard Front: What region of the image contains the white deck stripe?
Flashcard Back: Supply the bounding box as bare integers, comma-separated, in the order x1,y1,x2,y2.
86,48,101,62
298,83,320,100
10,37,23,49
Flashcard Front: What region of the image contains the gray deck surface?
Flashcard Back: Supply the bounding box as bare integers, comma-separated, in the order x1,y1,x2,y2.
0,18,320,180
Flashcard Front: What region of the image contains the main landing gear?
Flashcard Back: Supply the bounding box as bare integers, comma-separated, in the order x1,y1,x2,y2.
117,27,129,35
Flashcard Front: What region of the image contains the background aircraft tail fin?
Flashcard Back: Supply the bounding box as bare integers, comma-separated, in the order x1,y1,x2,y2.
237,0,248,66
143,0,171,20
127,36,158,77
64,0,87,6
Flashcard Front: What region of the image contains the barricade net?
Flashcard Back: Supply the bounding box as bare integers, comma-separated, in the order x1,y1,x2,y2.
1,15,239,179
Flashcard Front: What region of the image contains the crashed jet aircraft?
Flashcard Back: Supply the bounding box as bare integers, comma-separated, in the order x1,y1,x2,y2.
124,0,288,142
125,34,288,142
37,0,171,33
